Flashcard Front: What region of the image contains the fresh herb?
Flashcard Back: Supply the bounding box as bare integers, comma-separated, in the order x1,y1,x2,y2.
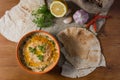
32,5,55,28
29,47,36,54
41,65,48,71
50,40,55,46
38,45,46,53
37,55,44,61
45,36,49,39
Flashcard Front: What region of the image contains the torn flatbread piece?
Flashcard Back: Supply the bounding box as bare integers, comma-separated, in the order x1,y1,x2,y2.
61,61,96,78
61,47,106,78
57,27,102,69
0,0,45,42
61,54,106,78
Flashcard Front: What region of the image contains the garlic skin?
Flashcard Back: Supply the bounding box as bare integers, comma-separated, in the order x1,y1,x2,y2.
63,17,73,24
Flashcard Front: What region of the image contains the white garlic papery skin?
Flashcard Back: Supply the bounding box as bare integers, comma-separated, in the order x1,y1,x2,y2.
63,17,73,24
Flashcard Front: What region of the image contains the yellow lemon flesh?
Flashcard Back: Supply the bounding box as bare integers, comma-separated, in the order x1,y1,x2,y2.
50,1,67,17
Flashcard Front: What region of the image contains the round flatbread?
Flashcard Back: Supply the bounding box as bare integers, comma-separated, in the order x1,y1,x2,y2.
60,47,106,78
61,54,106,78
0,0,45,42
57,27,101,69
61,61,96,78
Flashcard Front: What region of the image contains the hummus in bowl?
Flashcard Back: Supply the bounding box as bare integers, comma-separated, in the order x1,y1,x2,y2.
17,30,60,74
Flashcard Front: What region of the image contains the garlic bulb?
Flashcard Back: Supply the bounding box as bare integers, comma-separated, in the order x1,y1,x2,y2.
73,10,89,25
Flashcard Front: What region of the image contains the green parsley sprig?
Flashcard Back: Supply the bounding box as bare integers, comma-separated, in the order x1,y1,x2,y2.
32,5,55,28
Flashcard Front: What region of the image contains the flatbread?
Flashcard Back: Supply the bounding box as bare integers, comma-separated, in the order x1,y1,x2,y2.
61,53,106,78
0,0,45,42
61,61,96,78
58,27,106,78
57,27,102,69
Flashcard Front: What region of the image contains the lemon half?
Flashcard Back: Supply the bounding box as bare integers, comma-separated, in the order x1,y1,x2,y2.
50,1,68,17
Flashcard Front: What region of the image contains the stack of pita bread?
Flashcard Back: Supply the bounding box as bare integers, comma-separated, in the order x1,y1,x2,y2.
0,0,45,42
57,27,106,78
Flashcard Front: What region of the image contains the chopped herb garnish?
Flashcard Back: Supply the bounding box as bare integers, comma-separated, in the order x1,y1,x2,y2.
41,65,48,71
45,36,49,39
37,55,44,61
29,47,36,54
32,5,55,28
38,45,46,53
50,40,55,46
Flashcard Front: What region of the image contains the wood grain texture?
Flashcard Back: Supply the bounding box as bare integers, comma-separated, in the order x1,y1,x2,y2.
0,0,120,80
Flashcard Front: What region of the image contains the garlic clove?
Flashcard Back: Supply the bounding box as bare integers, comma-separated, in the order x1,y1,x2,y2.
63,16,73,24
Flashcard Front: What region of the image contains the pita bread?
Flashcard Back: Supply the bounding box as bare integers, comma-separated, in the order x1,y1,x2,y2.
57,27,101,69
58,27,106,78
61,61,96,78
0,0,45,42
61,53,106,78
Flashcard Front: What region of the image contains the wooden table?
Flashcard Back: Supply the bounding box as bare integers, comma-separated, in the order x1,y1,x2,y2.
0,0,120,80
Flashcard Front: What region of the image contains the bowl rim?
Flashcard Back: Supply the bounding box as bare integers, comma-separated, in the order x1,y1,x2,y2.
16,30,60,74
